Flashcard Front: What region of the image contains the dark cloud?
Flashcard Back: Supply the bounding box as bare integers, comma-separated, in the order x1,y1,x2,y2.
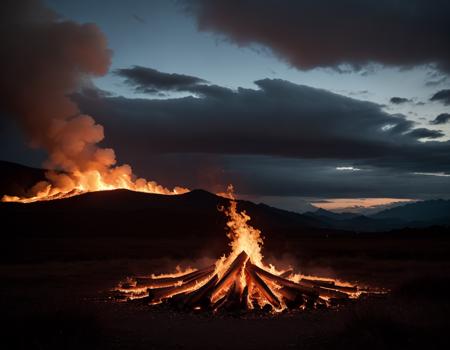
132,14,146,24
115,66,207,93
74,72,450,184
225,158,450,199
430,113,450,125
430,89,450,105
79,85,113,99
77,78,420,159
186,84,234,98
390,97,411,104
184,0,450,73
405,128,444,139
425,76,447,87
348,90,369,96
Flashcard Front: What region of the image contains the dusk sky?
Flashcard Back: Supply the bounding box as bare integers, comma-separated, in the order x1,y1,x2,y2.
1,0,450,212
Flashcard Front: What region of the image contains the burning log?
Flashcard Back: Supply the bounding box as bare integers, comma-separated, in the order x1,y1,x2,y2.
246,263,354,301
312,287,349,299
277,286,305,308
134,265,215,288
300,278,358,293
300,278,335,288
213,281,243,312
210,251,248,299
247,263,318,298
145,270,213,302
279,269,293,279
245,265,280,309
277,285,301,302
183,274,219,309
240,285,249,309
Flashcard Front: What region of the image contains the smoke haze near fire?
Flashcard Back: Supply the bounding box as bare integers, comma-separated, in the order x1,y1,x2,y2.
0,0,111,169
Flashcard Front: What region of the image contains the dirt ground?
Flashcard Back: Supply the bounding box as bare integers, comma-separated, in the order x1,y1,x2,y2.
1,234,450,349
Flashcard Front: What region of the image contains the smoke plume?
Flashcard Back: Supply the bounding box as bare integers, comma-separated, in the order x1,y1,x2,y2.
0,0,187,199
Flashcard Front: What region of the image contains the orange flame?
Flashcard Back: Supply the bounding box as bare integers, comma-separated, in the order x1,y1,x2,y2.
2,164,189,203
215,185,264,276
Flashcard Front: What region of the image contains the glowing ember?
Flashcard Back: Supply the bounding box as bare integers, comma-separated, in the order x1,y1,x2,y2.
115,186,369,313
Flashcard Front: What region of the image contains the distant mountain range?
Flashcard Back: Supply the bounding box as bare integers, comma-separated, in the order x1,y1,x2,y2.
372,199,450,222
0,160,449,236
305,199,450,231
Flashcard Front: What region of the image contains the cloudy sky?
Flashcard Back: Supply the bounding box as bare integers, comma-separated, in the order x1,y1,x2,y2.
1,0,450,212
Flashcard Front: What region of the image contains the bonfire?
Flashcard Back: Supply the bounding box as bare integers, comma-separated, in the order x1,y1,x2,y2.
116,187,363,313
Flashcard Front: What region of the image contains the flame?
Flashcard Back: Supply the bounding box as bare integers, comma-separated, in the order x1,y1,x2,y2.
2,165,189,203
214,185,264,276
212,185,287,309
150,266,196,279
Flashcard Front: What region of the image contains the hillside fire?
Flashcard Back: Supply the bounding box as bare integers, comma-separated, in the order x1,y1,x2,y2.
1,166,189,203
115,187,364,313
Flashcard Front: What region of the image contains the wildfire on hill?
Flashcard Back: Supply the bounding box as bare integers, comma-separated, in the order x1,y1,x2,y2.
2,165,189,203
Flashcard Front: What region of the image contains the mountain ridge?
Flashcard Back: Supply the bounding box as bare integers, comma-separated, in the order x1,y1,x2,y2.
1,160,449,234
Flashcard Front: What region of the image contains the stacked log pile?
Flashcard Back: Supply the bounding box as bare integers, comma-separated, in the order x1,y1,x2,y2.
118,251,359,313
